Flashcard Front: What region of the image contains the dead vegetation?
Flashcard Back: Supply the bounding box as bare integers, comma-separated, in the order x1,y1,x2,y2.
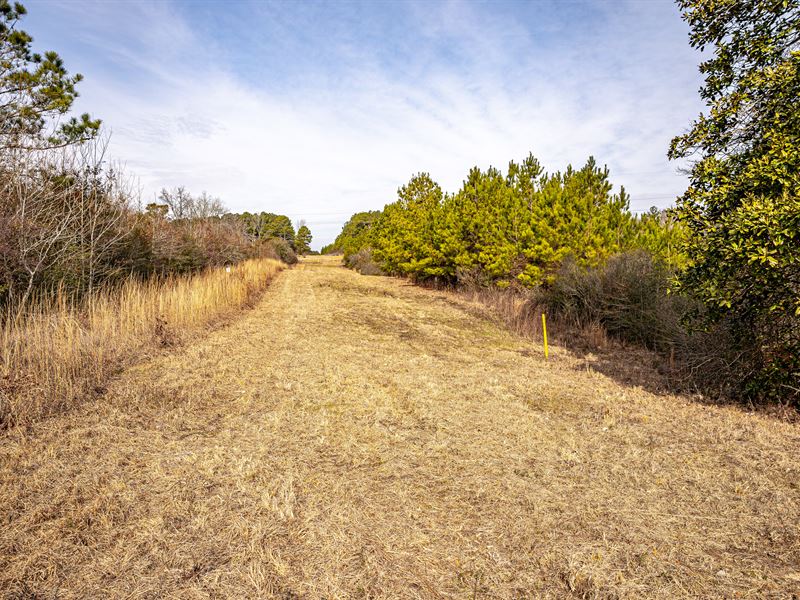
0,255,798,598
0,258,284,428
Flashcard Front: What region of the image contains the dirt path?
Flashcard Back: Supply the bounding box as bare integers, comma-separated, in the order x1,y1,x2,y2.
1,257,799,598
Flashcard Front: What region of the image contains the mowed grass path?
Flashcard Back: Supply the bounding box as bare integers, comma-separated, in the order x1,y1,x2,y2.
1,256,798,598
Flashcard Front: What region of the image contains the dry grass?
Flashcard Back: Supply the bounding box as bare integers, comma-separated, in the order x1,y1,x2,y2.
456,286,545,339
1,255,799,598
455,286,708,402
0,258,284,428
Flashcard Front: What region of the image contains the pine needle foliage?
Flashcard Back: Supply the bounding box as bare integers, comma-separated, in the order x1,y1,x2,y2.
336,153,684,288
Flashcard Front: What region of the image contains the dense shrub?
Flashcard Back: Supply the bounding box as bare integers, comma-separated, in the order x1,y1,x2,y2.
0,158,301,312
344,248,384,276
263,238,298,265
545,251,687,351
540,250,799,403
668,0,800,403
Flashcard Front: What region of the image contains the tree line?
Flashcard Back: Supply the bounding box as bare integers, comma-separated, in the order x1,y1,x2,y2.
326,155,684,287
1,159,313,308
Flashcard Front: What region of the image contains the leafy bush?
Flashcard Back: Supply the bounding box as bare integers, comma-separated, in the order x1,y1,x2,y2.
263,238,298,265
344,248,383,276
668,0,800,403
545,251,686,351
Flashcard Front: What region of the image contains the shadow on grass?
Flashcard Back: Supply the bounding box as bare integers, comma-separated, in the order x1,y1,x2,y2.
563,338,800,422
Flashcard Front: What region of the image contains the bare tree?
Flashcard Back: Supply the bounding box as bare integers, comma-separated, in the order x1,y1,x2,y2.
0,134,134,308
193,191,225,220
158,187,193,221
2,157,79,308
72,138,136,294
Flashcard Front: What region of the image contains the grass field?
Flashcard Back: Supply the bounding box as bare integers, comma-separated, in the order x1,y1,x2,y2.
1,256,798,598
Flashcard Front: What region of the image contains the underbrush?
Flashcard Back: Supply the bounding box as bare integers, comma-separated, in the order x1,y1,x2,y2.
459,250,798,407
263,238,298,265
344,248,384,276
0,258,284,428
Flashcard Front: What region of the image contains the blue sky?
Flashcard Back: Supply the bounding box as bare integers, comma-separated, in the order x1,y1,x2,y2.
27,0,703,249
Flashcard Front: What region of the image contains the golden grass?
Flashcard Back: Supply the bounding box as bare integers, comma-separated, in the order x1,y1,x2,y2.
1,255,798,597
0,258,284,428
456,285,546,338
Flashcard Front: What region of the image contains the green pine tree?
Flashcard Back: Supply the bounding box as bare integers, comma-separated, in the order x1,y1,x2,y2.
295,224,312,255
0,0,100,150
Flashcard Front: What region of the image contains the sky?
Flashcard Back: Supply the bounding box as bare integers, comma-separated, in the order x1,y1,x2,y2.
26,0,704,249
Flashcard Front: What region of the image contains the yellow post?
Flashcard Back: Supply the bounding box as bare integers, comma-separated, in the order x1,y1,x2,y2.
542,312,549,360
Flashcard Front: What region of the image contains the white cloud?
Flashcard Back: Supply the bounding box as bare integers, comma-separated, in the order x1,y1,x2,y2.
29,0,704,248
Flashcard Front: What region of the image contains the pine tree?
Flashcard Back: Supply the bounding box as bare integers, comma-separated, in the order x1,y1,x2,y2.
295,224,312,255
331,211,381,258
349,153,665,292
0,1,100,150
373,173,446,279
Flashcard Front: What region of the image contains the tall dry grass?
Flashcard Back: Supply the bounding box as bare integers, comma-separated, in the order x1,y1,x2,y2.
0,258,284,428
458,285,543,336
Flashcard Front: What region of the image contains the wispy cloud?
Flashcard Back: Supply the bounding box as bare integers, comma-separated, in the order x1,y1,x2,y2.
26,0,703,247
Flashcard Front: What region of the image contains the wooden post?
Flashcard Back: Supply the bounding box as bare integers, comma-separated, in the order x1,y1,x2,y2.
542,313,549,360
